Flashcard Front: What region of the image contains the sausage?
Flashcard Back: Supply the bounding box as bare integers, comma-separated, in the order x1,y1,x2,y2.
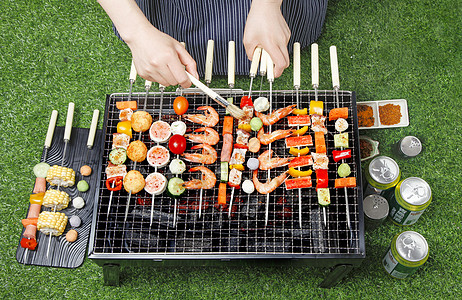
32,177,46,194
23,225,37,239
220,134,233,162
27,204,42,219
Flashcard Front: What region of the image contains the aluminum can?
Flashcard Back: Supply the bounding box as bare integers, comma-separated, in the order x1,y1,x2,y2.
383,177,432,226
382,231,429,279
394,136,422,158
363,156,401,196
363,194,389,230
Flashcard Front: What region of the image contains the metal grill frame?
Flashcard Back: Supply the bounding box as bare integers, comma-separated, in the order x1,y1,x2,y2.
88,89,365,262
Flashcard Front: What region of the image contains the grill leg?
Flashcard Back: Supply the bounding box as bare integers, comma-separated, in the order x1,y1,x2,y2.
103,264,120,286
319,264,354,288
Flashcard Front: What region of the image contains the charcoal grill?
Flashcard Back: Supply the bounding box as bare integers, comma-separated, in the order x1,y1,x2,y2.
88,89,365,287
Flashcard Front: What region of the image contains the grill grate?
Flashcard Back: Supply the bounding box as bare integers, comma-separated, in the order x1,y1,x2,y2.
90,90,364,257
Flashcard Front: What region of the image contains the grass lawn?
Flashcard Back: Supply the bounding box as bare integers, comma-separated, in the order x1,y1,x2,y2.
1,0,461,298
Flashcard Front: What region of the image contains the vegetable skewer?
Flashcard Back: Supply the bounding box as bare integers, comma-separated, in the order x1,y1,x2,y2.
293,42,304,228
227,41,236,218
311,43,327,227
330,45,351,231
22,110,58,264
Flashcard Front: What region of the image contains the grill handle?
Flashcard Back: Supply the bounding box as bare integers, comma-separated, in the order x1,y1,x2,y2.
44,110,58,148
311,43,319,88
330,45,340,89
87,109,100,149
228,41,235,88
205,40,214,84
249,47,262,77
293,42,301,88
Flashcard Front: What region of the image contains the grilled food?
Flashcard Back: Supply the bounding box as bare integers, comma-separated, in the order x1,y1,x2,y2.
42,189,70,210
37,211,68,236
46,165,75,187
123,170,145,193
127,140,147,162
131,111,153,132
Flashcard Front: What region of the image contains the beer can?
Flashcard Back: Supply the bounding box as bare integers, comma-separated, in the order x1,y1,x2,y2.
384,177,432,226
382,231,429,279
363,156,401,196
394,136,422,158
363,194,389,230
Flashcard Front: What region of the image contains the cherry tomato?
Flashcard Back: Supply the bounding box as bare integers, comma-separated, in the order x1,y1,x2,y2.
168,134,187,154
173,96,189,115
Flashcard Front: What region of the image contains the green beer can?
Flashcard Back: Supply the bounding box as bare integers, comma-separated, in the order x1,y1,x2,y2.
384,177,432,226
382,231,429,279
363,156,401,196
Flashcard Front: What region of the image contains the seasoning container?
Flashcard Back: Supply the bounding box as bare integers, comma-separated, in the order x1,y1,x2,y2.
382,177,432,226
363,194,389,230
382,231,429,279
363,156,401,197
394,136,422,158
360,136,379,161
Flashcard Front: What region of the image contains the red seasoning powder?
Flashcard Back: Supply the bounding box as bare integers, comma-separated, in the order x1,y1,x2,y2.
379,104,402,125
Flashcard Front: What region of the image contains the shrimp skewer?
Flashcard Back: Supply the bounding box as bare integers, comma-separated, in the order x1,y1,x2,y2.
258,150,293,170
252,170,287,195
183,144,217,165
182,166,217,190
185,127,219,145
184,106,219,127
257,127,294,145
255,104,296,126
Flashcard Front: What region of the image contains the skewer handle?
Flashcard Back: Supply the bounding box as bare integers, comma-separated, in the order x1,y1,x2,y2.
44,110,58,148
260,49,268,76
145,80,152,89
87,109,100,148
293,42,301,88
330,45,340,89
180,42,186,48
64,102,74,141
311,43,319,87
249,47,262,77
266,54,274,83
228,41,235,88
129,60,137,83
205,40,214,84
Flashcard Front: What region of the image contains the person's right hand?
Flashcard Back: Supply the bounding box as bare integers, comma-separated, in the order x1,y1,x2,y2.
126,25,199,88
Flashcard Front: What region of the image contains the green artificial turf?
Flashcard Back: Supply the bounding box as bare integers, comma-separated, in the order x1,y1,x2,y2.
1,0,461,298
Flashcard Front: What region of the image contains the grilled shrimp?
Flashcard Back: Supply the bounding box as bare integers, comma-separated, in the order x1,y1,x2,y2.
185,127,220,145
184,106,219,127
183,144,217,165
252,170,287,194
182,166,217,190
258,150,293,170
255,104,296,126
257,127,295,145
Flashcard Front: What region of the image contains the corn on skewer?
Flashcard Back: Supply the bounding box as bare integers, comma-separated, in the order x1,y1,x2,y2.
46,102,74,258
42,189,70,211
37,211,68,237
46,165,75,187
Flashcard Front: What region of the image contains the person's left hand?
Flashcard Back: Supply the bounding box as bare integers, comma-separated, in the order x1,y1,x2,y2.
243,0,290,78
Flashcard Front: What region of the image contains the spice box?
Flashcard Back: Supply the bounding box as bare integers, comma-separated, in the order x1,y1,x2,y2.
357,99,409,129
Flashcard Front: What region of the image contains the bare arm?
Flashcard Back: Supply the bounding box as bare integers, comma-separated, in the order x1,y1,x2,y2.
97,0,199,87
243,0,291,78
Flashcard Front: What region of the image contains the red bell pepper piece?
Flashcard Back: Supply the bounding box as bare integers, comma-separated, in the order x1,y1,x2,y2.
233,143,248,149
20,237,37,250
316,169,329,189
332,149,352,162
106,176,123,191
240,96,253,108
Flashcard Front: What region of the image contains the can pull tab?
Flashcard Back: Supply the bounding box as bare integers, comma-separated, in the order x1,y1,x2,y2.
404,184,426,201
402,234,421,259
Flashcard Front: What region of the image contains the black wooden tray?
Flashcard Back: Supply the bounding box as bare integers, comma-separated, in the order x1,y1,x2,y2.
16,126,103,268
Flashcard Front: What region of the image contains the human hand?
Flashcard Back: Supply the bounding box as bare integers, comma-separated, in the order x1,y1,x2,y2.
126,25,199,88
243,0,290,78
